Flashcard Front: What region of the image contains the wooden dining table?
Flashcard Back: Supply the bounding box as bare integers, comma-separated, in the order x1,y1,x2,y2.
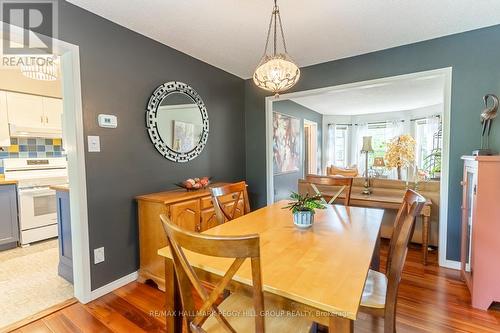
158,200,384,332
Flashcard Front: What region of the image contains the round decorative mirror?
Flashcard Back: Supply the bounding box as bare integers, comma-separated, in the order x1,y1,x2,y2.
146,82,209,162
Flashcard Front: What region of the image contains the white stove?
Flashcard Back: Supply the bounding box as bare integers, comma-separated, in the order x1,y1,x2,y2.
4,157,68,245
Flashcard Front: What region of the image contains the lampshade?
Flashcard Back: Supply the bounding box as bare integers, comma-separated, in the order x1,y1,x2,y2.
361,136,374,152
373,157,385,167
253,53,300,94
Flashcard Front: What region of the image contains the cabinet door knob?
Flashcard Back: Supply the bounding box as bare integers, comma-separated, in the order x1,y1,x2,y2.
460,180,466,186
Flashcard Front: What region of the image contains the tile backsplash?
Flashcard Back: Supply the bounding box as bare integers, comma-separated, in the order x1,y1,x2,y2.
0,137,64,174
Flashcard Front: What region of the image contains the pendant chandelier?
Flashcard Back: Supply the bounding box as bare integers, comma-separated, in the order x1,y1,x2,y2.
253,0,300,96
20,55,59,81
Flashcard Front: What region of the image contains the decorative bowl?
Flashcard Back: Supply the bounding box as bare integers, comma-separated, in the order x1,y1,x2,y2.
175,177,211,191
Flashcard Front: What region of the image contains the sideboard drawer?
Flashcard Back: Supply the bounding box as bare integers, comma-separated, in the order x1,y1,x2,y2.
201,196,214,210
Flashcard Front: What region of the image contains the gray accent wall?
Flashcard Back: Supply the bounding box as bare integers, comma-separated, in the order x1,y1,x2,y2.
272,100,322,201
58,1,245,289
245,24,500,262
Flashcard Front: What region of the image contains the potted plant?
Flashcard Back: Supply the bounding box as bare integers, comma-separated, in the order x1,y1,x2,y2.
283,192,326,228
423,148,442,180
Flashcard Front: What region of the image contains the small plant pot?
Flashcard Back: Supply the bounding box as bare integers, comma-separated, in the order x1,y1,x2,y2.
293,210,314,229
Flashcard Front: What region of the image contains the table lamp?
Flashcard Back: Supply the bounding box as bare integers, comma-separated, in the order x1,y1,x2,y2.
361,136,374,195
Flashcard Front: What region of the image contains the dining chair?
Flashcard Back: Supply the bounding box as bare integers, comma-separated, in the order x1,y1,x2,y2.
386,189,426,274
359,189,426,333
210,181,251,225
304,174,353,206
160,214,312,333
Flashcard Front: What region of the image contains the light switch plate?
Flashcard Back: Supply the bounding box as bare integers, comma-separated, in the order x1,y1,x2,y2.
87,135,100,152
94,247,105,264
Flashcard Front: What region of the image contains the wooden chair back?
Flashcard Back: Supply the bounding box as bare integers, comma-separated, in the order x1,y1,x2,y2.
384,190,425,333
304,174,353,206
386,189,426,274
160,214,265,333
210,181,251,225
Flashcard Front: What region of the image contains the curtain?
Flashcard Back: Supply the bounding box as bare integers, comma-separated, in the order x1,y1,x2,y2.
416,116,441,171
352,123,368,175
326,124,335,168
387,120,408,138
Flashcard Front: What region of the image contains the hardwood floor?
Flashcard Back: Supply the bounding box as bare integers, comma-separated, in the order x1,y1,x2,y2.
8,241,500,333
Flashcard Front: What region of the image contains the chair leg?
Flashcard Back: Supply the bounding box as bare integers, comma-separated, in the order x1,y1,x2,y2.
371,316,380,332
384,311,396,333
422,215,430,265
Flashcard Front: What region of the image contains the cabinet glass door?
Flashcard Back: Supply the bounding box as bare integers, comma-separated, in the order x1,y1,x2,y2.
464,168,476,273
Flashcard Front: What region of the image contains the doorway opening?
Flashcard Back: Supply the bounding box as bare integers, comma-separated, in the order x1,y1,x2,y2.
0,23,90,330
265,68,453,269
304,119,318,175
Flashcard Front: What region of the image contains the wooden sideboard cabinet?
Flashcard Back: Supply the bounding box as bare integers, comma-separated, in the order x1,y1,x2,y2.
460,156,500,310
135,184,245,290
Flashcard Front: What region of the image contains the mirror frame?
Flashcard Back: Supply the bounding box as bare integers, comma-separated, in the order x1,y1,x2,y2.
146,81,209,162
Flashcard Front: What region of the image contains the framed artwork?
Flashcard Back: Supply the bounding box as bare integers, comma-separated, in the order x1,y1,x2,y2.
273,112,301,174
173,120,196,152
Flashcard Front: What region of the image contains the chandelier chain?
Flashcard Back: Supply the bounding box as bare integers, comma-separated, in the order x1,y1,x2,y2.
277,9,288,53
262,1,289,57
253,0,300,94
273,5,277,55
262,8,274,57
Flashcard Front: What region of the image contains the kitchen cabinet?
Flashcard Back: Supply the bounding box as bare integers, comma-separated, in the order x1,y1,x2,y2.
54,186,73,283
0,184,19,251
135,184,243,290
42,97,63,130
0,92,9,146
6,92,44,129
5,91,62,136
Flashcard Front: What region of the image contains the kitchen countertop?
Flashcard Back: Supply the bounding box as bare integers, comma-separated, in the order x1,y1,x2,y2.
0,175,17,185
50,184,69,192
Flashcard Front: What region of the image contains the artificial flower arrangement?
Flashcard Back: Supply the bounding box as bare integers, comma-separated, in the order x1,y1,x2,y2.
384,134,416,180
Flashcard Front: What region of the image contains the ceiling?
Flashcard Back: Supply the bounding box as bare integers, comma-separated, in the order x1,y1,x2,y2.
67,0,500,78
290,74,445,115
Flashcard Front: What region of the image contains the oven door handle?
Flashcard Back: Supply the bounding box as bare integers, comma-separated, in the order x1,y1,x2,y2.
19,187,55,197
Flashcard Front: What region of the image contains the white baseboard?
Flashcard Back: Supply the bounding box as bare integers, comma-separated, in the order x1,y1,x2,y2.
89,271,138,301
440,259,461,270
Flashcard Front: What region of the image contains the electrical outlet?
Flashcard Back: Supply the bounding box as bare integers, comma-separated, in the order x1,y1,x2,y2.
94,247,105,264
